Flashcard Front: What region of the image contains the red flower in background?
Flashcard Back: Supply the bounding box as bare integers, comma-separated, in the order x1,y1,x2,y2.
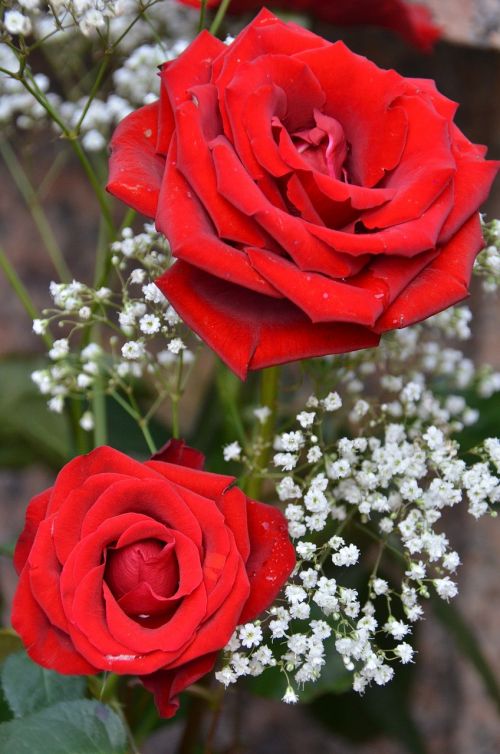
107,11,498,379
178,0,441,52
12,445,295,718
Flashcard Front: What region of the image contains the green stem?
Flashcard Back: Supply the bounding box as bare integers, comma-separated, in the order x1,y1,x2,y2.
0,245,52,348
245,366,280,499
92,380,108,448
75,55,110,133
110,389,157,455
0,139,71,281
198,0,208,31
209,0,232,36
18,72,116,237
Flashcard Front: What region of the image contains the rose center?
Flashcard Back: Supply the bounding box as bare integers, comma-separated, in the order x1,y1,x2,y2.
292,110,348,181
105,537,179,603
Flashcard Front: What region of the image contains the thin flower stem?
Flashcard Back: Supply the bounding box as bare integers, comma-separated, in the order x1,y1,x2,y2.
171,352,184,439
0,140,71,281
198,0,208,31
209,0,232,36
202,686,225,754
16,70,116,237
109,388,156,454
245,365,280,499
92,377,108,448
75,55,110,133
0,245,52,348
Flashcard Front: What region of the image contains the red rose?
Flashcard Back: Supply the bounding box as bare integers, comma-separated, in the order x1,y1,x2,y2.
107,10,498,380
12,445,295,718
177,0,440,52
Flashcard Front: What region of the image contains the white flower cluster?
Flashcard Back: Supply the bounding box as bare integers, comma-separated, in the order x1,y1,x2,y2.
31,224,192,420
0,0,197,142
475,218,500,292
217,366,500,701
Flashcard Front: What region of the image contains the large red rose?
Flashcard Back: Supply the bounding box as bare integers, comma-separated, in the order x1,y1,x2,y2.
107,10,498,380
177,0,440,52
12,444,295,718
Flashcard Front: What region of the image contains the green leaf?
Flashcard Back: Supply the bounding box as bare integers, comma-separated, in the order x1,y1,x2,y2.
432,596,500,713
312,668,428,754
0,700,127,754
0,357,72,468
0,631,22,664
1,652,86,717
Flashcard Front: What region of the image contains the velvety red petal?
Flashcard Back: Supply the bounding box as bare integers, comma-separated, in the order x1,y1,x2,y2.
11,568,96,675
140,652,218,719
360,94,455,229
374,214,483,333
13,488,51,574
239,500,295,623
160,31,224,111
27,517,68,633
309,182,454,258
150,438,205,470
66,565,183,674
169,557,250,667
438,126,499,243
47,446,163,517
107,102,164,219
157,261,380,379
54,473,132,563
103,577,208,655
351,248,439,309
213,9,327,136
156,141,281,297
113,524,203,602
211,136,368,277
215,486,251,563
277,126,396,212
172,97,267,247
79,479,203,550
145,460,234,499
248,247,385,325
296,42,408,187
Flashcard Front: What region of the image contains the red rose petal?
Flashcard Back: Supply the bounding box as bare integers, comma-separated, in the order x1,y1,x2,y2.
27,516,67,632
47,446,163,517
239,500,296,623
296,42,408,187
172,96,267,247
12,568,96,675
140,652,218,719
151,438,205,470
168,557,250,667
156,141,281,297
248,247,386,325
107,102,164,219
54,473,131,563
361,94,455,229
438,126,500,244
145,460,234,499
157,261,380,379
211,136,369,276
215,486,251,563
160,31,224,110
13,488,51,574
79,478,203,550
374,214,483,332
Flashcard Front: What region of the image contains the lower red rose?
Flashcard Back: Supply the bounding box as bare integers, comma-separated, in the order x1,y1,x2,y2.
177,0,440,51
12,445,295,718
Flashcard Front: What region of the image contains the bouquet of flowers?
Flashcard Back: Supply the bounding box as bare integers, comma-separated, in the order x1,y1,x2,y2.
0,1,499,752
